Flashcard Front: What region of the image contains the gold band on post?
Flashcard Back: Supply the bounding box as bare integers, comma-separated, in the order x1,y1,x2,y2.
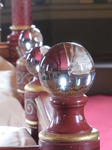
9,25,36,30
26,119,38,126
17,89,24,94
0,45,9,48
10,25,31,30
24,84,45,92
16,58,26,66
39,128,99,143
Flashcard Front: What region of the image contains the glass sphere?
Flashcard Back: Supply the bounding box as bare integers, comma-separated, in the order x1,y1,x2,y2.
18,27,43,53
26,45,50,76
38,42,95,97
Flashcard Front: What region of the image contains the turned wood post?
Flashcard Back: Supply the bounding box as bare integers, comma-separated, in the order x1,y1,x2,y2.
7,0,32,65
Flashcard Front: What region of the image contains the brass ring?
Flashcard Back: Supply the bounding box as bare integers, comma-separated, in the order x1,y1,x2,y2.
0,45,9,49
39,128,99,143
17,89,24,94
24,84,45,92
10,25,31,30
16,58,26,66
26,119,38,126
9,25,36,30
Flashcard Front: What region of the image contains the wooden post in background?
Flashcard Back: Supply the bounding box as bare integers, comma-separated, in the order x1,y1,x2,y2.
7,0,32,65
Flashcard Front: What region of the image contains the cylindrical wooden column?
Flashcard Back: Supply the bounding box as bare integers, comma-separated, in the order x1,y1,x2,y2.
7,0,32,65
24,77,47,143
11,0,32,26
16,55,33,106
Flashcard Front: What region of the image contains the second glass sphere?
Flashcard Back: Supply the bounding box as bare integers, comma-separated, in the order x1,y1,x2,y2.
18,27,43,53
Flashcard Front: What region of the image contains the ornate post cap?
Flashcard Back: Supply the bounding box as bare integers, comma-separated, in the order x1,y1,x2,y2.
38,42,95,97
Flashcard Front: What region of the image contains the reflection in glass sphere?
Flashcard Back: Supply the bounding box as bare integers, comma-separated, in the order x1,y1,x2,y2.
38,42,95,97
18,27,43,53
26,45,50,77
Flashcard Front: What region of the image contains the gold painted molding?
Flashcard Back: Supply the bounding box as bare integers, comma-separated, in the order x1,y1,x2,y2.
9,25,36,30
17,89,24,94
39,128,99,143
25,84,45,92
26,119,38,126
9,25,31,30
0,45,9,49
16,58,26,66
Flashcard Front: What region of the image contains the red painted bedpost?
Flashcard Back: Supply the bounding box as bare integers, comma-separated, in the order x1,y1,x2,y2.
16,27,43,107
24,46,50,143
7,0,32,65
39,95,100,150
38,42,100,150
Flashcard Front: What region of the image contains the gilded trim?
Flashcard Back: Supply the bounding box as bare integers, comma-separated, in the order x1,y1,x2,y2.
9,25,36,30
9,25,31,30
26,119,38,126
39,128,99,143
0,45,9,49
17,89,24,94
24,84,45,92
16,58,26,66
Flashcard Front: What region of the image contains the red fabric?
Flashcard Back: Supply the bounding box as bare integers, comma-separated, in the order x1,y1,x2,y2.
85,95,112,150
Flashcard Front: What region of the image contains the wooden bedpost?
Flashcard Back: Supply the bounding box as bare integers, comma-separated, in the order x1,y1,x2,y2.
24,45,49,143
7,0,32,65
38,42,100,150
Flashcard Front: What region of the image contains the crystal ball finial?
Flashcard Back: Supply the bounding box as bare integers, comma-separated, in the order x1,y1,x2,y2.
26,45,50,77
38,42,95,97
18,27,43,52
